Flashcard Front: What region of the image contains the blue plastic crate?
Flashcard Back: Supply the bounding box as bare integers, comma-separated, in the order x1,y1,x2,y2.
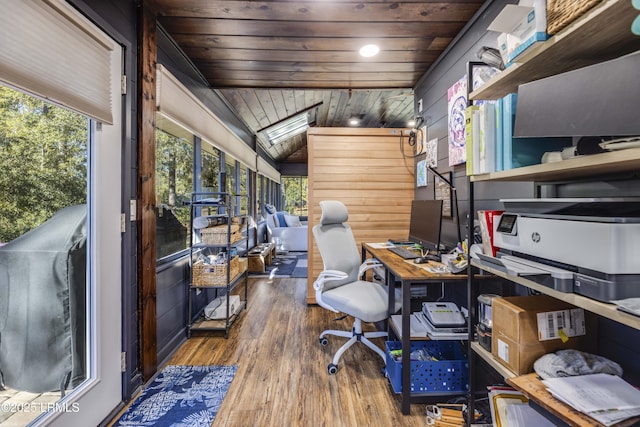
385,340,469,394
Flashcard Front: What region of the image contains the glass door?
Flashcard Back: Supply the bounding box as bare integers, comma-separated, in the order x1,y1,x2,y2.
0,45,123,427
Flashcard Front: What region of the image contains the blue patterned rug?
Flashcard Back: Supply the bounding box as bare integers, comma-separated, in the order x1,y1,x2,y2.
113,365,237,426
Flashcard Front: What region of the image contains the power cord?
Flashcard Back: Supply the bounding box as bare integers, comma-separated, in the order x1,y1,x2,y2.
399,115,427,159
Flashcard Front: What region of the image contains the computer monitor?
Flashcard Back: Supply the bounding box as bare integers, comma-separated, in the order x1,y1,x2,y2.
408,199,443,253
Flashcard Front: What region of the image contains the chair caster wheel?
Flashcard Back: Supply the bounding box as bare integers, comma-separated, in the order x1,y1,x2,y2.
328,363,338,375
319,337,328,346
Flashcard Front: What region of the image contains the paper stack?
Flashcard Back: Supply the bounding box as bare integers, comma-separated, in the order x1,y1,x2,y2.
542,373,640,426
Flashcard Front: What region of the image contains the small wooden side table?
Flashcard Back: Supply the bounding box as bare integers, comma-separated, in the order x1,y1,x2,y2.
247,242,276,273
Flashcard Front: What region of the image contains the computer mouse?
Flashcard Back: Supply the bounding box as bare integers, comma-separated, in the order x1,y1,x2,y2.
414,256,427,264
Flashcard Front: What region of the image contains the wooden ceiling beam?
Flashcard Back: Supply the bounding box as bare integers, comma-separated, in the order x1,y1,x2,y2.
155,0,482,22
203,70,423,82
160,18,465,38
171,34,446,51
185,49,440,64
204,79,417,89
196,60,431,73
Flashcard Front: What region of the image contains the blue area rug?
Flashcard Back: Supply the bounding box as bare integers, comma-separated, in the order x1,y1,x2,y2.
113,365,237,426
250,251,307,278
291,254,307,278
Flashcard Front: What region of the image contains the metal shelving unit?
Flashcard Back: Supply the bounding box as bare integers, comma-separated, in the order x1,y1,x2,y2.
187,192,249,338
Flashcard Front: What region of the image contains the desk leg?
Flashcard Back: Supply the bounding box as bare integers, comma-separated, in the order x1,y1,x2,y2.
387,269,394,313
401,279,411,415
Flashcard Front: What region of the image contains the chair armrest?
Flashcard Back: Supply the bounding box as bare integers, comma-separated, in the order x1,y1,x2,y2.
313,269,349,313
313,269,348,291
358,258,382,278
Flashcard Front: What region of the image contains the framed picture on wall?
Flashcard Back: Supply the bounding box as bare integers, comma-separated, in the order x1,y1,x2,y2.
425,137,438,168
447,75,468,166
416,159,428,187
434,171,453,217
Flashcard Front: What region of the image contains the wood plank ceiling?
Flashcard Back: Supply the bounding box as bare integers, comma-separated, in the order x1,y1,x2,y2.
153,0,486,165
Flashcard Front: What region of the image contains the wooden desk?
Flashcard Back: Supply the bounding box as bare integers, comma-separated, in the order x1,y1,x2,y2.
362,243,468,415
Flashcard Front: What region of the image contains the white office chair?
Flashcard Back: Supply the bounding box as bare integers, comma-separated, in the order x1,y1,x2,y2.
312,200,402,374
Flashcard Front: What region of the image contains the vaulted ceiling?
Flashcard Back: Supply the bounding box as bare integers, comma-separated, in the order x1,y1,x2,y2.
153,0,487,164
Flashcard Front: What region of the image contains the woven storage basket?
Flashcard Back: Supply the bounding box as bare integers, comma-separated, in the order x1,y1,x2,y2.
200,223,241,245
546,0,602,35
238,257,248,274
192,256,240,287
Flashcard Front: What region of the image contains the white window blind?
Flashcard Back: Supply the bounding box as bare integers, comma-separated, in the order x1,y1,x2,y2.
156,65,258,171
257,157,281,183
0,0,115,124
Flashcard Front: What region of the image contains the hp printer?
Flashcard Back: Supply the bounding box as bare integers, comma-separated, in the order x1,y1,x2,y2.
489,198,640,303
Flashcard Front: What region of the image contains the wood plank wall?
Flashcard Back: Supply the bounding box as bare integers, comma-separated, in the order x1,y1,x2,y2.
306,128,416,304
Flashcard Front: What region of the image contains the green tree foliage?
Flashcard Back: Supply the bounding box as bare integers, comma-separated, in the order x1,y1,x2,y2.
283,176,308,216
155,129,193,258
0,86,87,242
155,129,193,213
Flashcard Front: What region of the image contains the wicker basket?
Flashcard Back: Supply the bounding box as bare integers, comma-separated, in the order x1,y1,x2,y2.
546,0,602,35
192,256,240,287
200,224,241,245
238,257,248,274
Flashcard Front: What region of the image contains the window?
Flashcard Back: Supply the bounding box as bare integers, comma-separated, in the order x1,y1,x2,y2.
0,89,89,409
155,128,193,260
201,143,220,191
261,103,320,146
256,175,263,216
225,157,236,195
0,81,125,425
283,176,308,216
0,86,88,242
239,163,249,215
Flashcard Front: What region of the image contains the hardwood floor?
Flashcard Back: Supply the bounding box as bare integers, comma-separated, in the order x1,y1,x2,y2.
166,276,429,426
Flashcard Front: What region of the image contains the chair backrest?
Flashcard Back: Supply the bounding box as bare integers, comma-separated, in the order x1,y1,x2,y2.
312,201,361,291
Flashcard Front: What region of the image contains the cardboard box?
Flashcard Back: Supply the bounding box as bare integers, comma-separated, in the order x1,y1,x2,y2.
488,0,548,66
491,295,591,375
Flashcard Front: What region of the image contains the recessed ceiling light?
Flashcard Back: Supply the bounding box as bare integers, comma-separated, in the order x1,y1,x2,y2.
349,117,360,126
359,44,380,58
407,119,416,127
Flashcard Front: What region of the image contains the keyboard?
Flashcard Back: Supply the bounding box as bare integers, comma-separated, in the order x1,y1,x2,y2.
388,246,420,259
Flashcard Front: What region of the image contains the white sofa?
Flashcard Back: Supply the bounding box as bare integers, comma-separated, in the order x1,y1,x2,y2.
265,210,308,252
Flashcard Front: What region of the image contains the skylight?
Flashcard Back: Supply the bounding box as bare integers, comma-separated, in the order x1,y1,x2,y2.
261,103,321,146
265,112,309,145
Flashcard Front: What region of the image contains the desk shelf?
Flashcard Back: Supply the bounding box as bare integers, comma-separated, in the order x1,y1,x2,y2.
471,259,640,331
469,341,515,381
506,373,640,427
469,0,640,101
470,148,640,184
389,314,432,341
